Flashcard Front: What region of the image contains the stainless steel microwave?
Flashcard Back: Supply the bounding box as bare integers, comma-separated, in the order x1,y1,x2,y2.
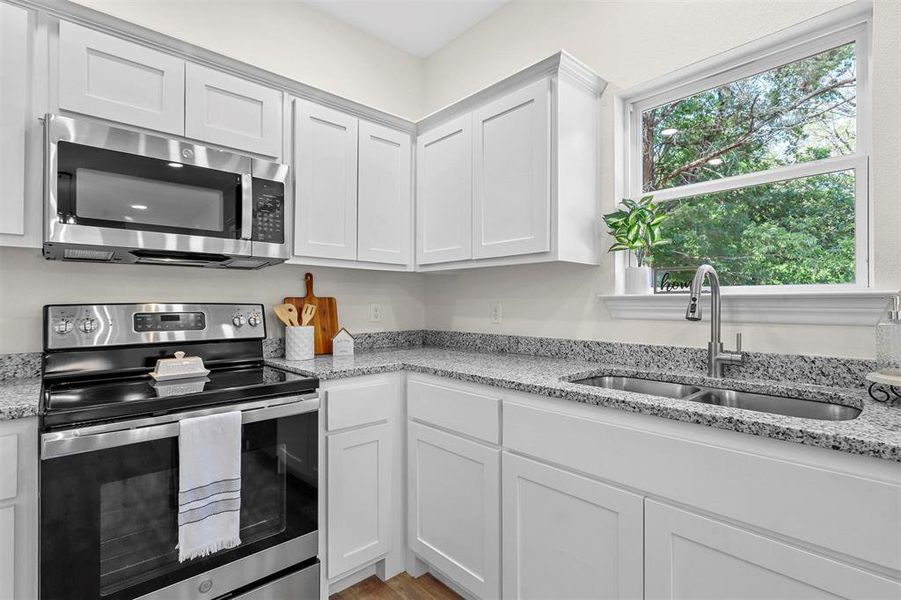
44,114,289,269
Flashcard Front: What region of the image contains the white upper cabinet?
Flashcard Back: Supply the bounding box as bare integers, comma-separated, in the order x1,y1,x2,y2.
357,120,412,265
416,114,473,265
0,3,31,244
293,99,359,260
58,21,185,135
184,63,283,157
472,78,550,259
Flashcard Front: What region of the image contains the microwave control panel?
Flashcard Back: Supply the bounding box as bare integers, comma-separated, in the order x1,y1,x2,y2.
252,179,285,244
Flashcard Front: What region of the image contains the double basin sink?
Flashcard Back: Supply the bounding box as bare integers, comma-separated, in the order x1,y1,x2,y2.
571,375,861,421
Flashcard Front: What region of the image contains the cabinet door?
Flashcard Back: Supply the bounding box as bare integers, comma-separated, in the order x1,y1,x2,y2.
0,506,12,599
58,21,185,134
408,421,500,599
472,78,550,259
357,121,412,265
645,500,901,600
0,3,30,243
503,453,643,600
185,63,283,157
416,114,472,265
293,99,358,260
327,423,392,578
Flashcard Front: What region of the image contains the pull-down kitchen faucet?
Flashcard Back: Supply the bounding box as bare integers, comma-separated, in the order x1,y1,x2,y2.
685,264,744,377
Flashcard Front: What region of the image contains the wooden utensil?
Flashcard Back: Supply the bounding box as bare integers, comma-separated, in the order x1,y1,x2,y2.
285,273,339,355
301,304,317,326
274,303,299,327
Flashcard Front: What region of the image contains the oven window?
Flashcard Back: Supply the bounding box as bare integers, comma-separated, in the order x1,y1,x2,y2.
41,412,318,600
77,170,225,232
56,141,242,239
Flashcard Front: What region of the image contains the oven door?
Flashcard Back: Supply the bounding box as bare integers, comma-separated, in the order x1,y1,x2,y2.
45,114,254,259
39,395,319,600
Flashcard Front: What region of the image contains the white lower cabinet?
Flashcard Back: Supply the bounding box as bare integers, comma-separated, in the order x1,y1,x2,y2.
408,421,500,599
502,453,643,600
327,422,392,579
0,418,38,600
645,500,901,599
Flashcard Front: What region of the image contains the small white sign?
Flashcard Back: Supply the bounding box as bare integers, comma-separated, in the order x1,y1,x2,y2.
332,328,355,356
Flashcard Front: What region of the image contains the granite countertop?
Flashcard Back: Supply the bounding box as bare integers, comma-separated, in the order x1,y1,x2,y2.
0,378,42,421
267,347,901,462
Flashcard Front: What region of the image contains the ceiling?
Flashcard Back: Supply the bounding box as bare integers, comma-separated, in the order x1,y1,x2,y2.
303,0,509,58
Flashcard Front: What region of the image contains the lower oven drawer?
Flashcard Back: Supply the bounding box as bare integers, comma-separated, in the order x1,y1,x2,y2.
233,561,320,600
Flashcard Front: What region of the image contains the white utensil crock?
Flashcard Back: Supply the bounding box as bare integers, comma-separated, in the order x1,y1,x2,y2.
285,326,315,361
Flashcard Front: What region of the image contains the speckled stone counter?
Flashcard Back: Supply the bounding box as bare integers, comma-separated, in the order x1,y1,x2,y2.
267,348,901,462
0,378,42,420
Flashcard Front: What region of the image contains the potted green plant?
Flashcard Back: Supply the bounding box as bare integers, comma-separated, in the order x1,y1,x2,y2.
603,195,670,294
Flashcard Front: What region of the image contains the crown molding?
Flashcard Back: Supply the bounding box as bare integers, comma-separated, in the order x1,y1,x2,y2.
417,51,607,133
601,290,894,326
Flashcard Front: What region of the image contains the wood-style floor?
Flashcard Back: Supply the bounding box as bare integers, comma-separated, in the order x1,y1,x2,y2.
330,574,463,600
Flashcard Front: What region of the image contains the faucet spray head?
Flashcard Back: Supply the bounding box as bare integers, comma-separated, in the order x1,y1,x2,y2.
686,295,702,321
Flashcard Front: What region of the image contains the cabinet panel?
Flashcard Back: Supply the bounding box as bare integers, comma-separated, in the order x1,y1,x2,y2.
416,114,472,265
0,506,12,599
0,434,17,501
472,79,550,259
185,63,282,157
327,423,391,578
408,422,500,598
503,453,643,600
293,99,358,260
357,120,412,265
0,3,29,240
58,21,185,134
645,500,901,600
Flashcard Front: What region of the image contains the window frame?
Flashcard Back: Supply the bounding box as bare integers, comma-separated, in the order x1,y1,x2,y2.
621,14,872,294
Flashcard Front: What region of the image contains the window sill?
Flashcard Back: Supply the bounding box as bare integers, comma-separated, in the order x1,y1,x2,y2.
600,290,894,326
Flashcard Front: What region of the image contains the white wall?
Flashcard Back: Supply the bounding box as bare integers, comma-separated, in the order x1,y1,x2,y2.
0,247,425,353
421,0,901,359
71,0,425,119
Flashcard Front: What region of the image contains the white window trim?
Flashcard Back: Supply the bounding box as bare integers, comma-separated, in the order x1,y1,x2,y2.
613,2,873,299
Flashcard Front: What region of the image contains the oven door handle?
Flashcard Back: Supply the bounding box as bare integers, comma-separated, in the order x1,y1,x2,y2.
41,394,319,460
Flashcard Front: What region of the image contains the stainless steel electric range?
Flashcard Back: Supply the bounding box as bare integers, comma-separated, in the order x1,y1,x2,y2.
38,303,320,600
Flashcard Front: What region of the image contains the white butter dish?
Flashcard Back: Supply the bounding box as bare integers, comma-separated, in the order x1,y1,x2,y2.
149,351,210,381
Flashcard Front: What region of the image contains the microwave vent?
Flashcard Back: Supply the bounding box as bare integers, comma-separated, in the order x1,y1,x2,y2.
63,248,115,261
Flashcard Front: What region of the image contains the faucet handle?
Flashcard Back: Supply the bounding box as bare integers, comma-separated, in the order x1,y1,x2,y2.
735,332,742,352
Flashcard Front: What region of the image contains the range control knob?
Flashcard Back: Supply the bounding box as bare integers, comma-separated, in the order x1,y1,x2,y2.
79,318,98,333
232,315,246,328
247,314,261,328
53,319,73,335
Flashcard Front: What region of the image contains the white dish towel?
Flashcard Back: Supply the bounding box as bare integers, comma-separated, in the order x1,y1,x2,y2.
177,411,242,562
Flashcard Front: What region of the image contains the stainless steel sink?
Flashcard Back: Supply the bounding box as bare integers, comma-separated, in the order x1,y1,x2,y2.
571,376,700,399
571,375,861,421
687,388,861,421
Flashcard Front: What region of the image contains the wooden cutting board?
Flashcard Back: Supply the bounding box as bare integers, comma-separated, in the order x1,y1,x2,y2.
284,272,339,355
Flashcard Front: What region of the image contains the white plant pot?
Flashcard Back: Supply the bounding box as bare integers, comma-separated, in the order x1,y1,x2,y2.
624,266,653,295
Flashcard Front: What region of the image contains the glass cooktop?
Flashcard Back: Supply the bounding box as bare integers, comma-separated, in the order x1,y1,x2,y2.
42,365,317,428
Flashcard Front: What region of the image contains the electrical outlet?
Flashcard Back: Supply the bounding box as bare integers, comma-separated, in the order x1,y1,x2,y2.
490,302,502,324
370,303,382,323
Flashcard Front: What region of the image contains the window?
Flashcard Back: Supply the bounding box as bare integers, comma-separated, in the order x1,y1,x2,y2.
625,20,869,291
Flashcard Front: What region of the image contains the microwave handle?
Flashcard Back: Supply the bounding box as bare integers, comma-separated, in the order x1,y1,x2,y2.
41,393,319,460
240,173,253,240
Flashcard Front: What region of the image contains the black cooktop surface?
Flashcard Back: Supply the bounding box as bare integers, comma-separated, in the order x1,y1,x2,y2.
42,364,318,429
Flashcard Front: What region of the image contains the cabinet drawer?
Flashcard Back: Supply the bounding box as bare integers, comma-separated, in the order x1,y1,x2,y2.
408,377,500,443
0,434,16,501
326,378,394,431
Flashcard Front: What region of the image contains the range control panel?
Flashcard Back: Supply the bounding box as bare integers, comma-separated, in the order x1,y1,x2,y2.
45,303,265,350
